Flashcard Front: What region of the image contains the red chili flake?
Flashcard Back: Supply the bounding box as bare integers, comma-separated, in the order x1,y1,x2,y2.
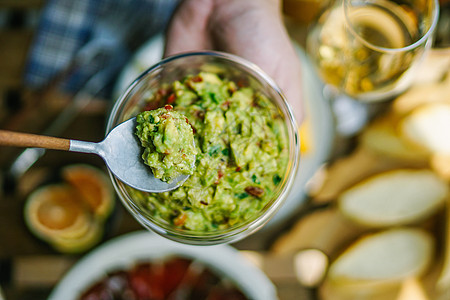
164,104,173,111
192,76,203,82
245,186,264,198
251,101,260,108
221,100,230,110
214,169,224,184
235,166,242,172
200,201,208,206
191,125,197,134
166,93,176,104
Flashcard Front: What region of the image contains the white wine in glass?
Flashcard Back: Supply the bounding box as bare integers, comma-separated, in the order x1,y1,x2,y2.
307,0,440,102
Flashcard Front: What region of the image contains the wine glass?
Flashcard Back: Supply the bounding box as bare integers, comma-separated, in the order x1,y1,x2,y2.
306,0,440,135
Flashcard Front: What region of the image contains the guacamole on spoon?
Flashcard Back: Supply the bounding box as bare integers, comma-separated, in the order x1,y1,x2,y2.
136,105,197,183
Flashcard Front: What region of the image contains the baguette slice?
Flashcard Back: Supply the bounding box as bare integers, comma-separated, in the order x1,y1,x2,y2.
320,276,402,300
393,70,450,115
400,103,450,155
271,208,365,256
437,202,450,290
392,82,450,115
338,169,448,227
430,153,450,181
360,115,429,163
322,277,432,300
328,228,434,283
396,278,430,300
311,147,409,202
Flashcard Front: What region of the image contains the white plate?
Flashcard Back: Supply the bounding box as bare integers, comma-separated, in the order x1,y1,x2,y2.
49,231,277,300
113,34,334,228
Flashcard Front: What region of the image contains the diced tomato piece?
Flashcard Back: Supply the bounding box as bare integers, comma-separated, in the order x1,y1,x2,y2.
215,169,224,184
174,213,187,226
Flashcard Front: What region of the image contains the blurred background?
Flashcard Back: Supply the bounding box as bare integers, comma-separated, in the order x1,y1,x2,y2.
0,0,449,299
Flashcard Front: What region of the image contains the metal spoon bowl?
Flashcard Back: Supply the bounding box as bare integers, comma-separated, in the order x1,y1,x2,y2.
0,117,189,193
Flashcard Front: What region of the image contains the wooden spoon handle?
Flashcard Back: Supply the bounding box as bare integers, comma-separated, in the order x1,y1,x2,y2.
0,130,70,151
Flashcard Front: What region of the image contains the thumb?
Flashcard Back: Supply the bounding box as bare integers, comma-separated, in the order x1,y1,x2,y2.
164,0,215,56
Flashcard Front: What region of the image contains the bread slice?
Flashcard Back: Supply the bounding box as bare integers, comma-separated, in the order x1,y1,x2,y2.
310,147,413,202
338,169,448,227
271,208,365,256
320,276,402,300
392,82,450,116
430,153,450,181
360,115,429,163
400,103,450,155
392,71,450,116
396,278,430,300
328,228,434,283
437,202,450,291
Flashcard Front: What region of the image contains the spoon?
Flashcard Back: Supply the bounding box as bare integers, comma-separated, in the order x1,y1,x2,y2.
0,117,189,193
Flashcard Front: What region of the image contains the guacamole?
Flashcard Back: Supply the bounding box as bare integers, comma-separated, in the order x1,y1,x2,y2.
136,105,197,183
131,72,289,231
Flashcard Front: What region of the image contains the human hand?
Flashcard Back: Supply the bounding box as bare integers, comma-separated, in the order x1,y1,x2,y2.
165,0,304,124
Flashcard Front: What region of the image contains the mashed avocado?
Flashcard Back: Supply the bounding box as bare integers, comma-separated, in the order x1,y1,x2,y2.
136,105,197,183
131,72,289,231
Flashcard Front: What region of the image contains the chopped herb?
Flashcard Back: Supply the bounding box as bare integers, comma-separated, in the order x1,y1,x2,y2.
251,174,260,184
211,92,219,103
208,144,221,156
273,174,282,185
236,192,248,199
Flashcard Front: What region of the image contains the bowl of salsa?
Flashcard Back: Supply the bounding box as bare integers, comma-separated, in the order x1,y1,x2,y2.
106,51,299,245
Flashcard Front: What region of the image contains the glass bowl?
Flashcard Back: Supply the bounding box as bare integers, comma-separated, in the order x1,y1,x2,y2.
106,51,299,245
